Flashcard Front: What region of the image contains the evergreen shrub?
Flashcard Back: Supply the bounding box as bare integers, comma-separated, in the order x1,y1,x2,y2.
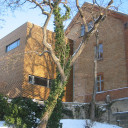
0,94,9,120
4,97,44,128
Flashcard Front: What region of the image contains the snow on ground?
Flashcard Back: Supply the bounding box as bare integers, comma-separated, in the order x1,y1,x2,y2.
0,120,122,128
60,119,122,128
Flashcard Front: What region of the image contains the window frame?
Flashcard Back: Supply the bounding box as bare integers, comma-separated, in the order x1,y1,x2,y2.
28,75,52,88
80,24,85,37
95,43,103,60
80,21,94,37
96,74,104,92
6,39,20,52
87,21,93,32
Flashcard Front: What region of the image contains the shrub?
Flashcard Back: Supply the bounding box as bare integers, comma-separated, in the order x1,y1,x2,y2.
4,97,44,128
95,105,106,121
0,94,9,120
88,103,106,121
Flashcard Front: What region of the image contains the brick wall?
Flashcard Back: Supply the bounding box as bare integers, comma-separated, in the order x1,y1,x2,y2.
66,4,128,103
0,23,27,98
22,22,55,100
22,22,73,101
0,22,73,102
84,87,128,103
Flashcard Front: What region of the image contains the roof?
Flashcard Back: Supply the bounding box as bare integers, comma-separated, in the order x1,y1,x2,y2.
65,2,128,35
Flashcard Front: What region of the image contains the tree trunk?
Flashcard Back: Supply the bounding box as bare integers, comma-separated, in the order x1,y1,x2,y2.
38,95,59,128
90,30,99,121
38,82,65,128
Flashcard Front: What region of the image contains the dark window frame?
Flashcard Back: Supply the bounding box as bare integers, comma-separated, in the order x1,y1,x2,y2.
28,75,52,88
6,39,20,52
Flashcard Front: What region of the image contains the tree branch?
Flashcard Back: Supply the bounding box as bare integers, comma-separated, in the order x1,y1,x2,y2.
27,0,50,15
76,0,88,32
39,50,51,56
42,7,66,82
70,0,113,66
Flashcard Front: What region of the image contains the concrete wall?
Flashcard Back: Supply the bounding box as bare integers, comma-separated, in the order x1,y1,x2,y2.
63,98,128,128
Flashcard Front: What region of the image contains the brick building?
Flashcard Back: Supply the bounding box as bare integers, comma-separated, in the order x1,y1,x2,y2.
0,22,73,102
66,3,128,103
0,3,128,104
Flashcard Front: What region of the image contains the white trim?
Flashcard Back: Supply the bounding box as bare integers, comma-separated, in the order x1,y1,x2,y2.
97,75,104,92
85,87,128,95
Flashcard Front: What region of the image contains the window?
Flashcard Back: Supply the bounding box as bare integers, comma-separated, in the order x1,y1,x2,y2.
87,21,93,32
6,39,20,52
95,44,103,60
80,24,85,36
28,75,52,88
80,21,93,36
124,22,128,29
97,74,104,92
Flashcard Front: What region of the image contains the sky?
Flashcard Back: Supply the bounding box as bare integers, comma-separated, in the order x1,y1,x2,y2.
0,0,128,39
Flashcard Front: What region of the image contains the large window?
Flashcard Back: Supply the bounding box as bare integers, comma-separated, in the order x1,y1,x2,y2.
95,44,103,60
6,39,20,52
29,75,52,88
97,74,104,92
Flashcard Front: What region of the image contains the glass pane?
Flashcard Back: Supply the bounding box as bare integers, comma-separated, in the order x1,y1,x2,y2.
97,85,100,92
97,75,104,92
101,81,104,90
34,76,47,86
99,44,103,59
49,80,52,88
88,21,93,31
99,44,103,53
81,25,85,36
6,39,20,52
29,76,33,84
97,76,100,81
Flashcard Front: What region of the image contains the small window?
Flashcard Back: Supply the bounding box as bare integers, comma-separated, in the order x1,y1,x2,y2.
80,21,93,36
80,24,85,36
124,22,128,29
28,75,52,87
87,21,93,32
6,39,20,52
97,74,104,92
95,44,103,60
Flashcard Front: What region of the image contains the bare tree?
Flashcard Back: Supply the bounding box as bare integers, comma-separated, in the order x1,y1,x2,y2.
3,0,114,127
75,0,114,121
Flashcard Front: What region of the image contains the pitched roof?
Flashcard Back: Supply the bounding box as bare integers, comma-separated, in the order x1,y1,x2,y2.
65,2,128,35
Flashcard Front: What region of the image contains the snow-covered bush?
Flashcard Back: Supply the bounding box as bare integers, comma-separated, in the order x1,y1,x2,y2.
4,97,44,128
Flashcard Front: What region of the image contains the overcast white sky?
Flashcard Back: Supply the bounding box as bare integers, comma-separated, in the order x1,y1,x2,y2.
0,0,128,39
